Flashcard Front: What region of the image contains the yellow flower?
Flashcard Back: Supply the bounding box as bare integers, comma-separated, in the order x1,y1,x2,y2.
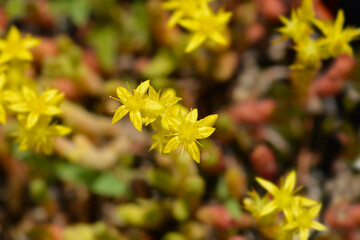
162,0,213,28
144,86,182,126
0,26,40,63
256,171,317,217
284,204,327,240
278,10,312,42
0,73,7,124
111,80,152,132
179,5,232,53
7,86,64,129
313,10,360,57
292,37,323,69
163,109,217,162
14,116,71,154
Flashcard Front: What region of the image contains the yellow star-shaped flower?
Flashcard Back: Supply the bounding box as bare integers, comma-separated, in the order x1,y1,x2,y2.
179,5,232,53
313,10,360,57
256,171,317,217
163,108,217,162
15,116,71,154
284,204,327,240
111,80,153,132
0,26,40,63
162,0,213,28
7,86,64,129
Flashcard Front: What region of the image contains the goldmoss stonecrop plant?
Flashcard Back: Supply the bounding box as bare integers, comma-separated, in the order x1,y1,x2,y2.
110,80,217,163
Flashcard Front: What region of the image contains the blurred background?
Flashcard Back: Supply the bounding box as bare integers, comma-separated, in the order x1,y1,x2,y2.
1,0,360,239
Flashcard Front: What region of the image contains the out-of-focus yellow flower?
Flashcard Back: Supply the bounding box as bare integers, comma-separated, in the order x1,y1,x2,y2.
14,116,71,154
256,171,317,218
7,86,64,129
313,10,360,57
278,11,312,42
162,0,213,28
111,80,154,131
179,5,232,53
284,204,327,240
0,26,40,63
0,73,7,124
292,37,323,69
163,109,217,162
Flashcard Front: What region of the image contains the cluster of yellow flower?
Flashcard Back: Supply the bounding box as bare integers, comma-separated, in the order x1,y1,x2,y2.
0,26,71,154
277,0,360,69
244,171,327,240
111,80,217,163
162,0,232,53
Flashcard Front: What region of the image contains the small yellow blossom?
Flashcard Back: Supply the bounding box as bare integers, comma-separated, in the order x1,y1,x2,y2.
144,86,182,126
0,26,40,63
292,37,323,69
162,0,213,28
0,73,7,124
313,10,360,57
278,10,312,42
14,116,71,154
179,5,232,53
163,109,217,162
284,204,327,240
7,86,64,129
256,171,317,217
111,80,155,131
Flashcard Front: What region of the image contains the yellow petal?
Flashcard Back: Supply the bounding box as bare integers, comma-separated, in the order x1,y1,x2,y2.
309,204,322,219
129,110,143,131
42,89,60,102
161,1,179,10
299,196,318,207
26,112,39,129
299,228,309,240
111,105,128,124
148,86,158,100
335,10,345,32
179,19,200,31
116,87,131,102
163,136,180,153
283,221,298,230
283,171,296,191
256,177,278,195
9,103,29,112
310,221,327,231
145,99,163,111
209,31,227,45
136,80,150,95
185,108,198,122
185,141,200,163
168,10,184,28
7,26,21,42
198,114,218,127
0,105,6,124
22,86,37,101
196,127,215,139
0,40,6,50
185,33,206,53
43,106,63,115
259,200,278,217
51,125,72,136
23,36,40,48
17,50,33,61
